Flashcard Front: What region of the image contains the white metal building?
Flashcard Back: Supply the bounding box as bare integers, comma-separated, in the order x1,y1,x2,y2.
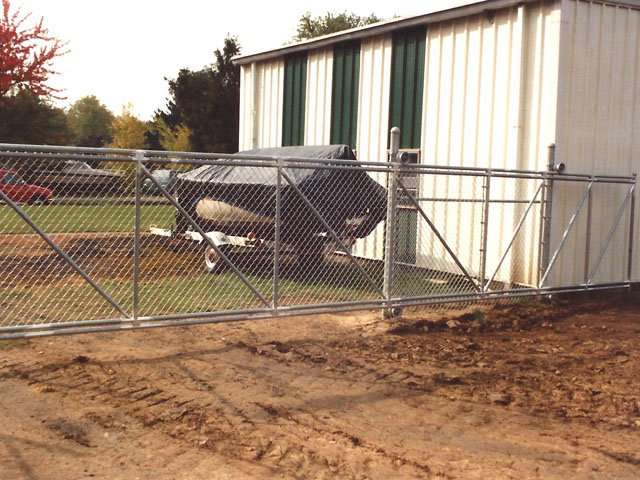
234,0,640,286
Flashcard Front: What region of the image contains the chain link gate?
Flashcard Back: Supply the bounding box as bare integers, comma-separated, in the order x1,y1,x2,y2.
0,140,635,339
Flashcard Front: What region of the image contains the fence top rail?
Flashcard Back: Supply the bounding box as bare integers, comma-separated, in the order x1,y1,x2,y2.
0,143,635,183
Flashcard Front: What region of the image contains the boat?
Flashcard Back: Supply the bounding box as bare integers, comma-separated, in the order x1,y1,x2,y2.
29,160,123,194
173,145,387,251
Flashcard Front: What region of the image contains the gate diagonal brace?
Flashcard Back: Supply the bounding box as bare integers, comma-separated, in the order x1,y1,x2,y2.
540,181,593,287
396,178,482,293
280,170,385,298
486,181,544,288
140,163,271,308
0,187,131,319
587,184,635,284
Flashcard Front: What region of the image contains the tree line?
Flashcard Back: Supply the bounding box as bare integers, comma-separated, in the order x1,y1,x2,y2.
1,0,380,155
0,34,241,155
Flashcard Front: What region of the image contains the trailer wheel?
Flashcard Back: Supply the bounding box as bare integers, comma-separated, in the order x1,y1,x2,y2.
203,244,231,274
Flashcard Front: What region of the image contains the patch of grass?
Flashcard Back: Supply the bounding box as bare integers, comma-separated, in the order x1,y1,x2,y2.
0,252,479,327
0,203,174,234
0,264,479,326
472,309,485,322
511,295,543,308
0,282,133,325
138,266,389,316
1,270,380,324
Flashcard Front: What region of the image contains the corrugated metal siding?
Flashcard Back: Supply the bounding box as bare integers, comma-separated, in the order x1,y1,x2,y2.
352,35,393,260
521,2,562,173
416,3,561,285
553,0,640,284
239,64,251,150
238,60,284,150
420,4,560,171
514,1,562,285
240,2,640,289
305,49,332,146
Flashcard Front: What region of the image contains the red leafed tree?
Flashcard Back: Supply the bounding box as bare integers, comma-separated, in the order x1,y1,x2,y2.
0,0,67,99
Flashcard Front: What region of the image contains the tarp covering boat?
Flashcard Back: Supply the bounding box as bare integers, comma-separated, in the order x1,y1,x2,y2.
174,145,387,243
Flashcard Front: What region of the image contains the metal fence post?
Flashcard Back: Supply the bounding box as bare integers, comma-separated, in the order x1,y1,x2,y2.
273,158,282,309
133,150,144,322
539,144,555,287
628,174,636,282
480,169,492,293
537,172,547,288
584,176,593,284
383,127,401,318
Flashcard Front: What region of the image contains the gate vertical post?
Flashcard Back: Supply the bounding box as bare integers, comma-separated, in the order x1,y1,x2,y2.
539,144,555,287
537,173,547,288
480,170,492,293
383,127,401,318
627,173,636,282
584,176,593,284
273,158,282,309
133,150,144,322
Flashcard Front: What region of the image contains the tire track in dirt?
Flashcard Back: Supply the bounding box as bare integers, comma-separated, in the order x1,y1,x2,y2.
162,347,439,478
3,343,438,479
219,340,459,476
2,299,640,478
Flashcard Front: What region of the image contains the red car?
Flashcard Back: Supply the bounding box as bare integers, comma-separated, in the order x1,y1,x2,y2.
0,170,52,205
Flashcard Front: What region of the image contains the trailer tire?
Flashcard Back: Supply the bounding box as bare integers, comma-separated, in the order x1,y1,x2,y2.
204,244,231,274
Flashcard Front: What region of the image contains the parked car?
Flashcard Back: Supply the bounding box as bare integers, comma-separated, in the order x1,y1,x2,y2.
0,170,52,205
142,169,184,195
29,160,124,194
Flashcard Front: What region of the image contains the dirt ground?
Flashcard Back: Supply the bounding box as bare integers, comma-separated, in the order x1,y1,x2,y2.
1,294,639,479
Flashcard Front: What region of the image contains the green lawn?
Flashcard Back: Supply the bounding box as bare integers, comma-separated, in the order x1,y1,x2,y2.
1,271,378,324
0,258,467,327
0,199,472,326
0,203,175,234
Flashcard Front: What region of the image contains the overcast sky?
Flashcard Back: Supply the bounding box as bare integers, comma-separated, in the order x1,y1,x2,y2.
21,0,471,120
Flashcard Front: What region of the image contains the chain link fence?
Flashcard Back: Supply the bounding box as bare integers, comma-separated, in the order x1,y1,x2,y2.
0,142,635,338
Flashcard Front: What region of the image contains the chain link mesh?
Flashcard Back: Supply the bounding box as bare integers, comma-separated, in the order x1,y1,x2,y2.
0,145,635,336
